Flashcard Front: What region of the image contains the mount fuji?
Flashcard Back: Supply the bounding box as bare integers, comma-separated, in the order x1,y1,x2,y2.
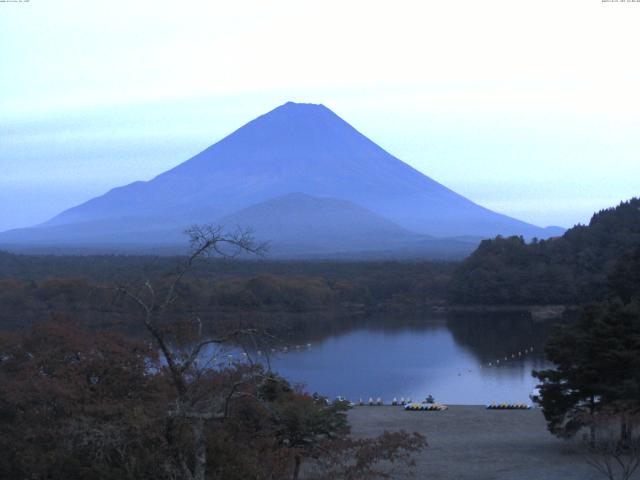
0,102,563,257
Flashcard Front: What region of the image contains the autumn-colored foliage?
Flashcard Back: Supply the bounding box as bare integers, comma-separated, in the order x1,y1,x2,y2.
0,321,425,479
0,228,427,479
0,320,169,479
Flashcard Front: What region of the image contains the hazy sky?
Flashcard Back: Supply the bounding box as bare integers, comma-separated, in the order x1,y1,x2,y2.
1,0,639,232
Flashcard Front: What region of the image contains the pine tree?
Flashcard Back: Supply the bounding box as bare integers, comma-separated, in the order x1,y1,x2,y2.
533,247,640,442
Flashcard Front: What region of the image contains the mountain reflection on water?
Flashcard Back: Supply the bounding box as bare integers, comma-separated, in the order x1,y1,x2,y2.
243,314,557,405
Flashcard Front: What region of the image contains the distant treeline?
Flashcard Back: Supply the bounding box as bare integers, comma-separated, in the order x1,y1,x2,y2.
449,198,640,305
2,198,639,321
0,254,453,336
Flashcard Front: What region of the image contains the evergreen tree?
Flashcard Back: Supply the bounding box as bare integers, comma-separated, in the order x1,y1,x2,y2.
450,197,640,305
533,247,640,441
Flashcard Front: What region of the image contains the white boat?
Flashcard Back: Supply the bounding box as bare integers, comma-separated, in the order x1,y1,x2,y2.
529,388,541,403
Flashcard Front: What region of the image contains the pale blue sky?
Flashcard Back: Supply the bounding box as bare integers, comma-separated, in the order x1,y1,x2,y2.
1,0,639,232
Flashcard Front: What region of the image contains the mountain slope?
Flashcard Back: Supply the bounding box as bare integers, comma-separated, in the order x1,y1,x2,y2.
216,193,475,258
0,101,561,254
220,193,414,249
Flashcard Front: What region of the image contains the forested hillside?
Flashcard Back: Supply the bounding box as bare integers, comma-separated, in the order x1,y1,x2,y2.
449,198,640,305
0,254,452,338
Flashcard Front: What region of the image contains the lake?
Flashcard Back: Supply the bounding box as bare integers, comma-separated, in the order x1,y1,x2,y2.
242,314,554,405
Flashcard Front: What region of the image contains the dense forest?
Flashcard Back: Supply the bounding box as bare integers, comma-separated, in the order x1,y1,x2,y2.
2,197,639,334
0,251,453,343
2,198,639,335
449,198,640,305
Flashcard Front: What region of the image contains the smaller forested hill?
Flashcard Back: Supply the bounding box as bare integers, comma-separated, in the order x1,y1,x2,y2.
448,198,640,305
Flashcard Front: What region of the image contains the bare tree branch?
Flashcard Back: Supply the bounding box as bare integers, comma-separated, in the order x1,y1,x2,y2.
104,224,268,480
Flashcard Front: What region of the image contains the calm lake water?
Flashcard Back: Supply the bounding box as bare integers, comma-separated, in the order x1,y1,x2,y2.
245,315,553,405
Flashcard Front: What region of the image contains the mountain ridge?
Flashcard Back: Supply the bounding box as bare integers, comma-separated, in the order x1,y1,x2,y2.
0,101,564,256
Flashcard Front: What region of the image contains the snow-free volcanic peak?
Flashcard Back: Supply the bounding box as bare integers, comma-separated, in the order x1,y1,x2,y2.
0,102,563,256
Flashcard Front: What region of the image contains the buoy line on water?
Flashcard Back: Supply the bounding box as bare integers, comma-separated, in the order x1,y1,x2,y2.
219,342,314,364
486,345,536,368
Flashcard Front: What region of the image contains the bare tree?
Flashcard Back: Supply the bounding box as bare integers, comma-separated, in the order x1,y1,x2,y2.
582,411,640,480
112,225,267,480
